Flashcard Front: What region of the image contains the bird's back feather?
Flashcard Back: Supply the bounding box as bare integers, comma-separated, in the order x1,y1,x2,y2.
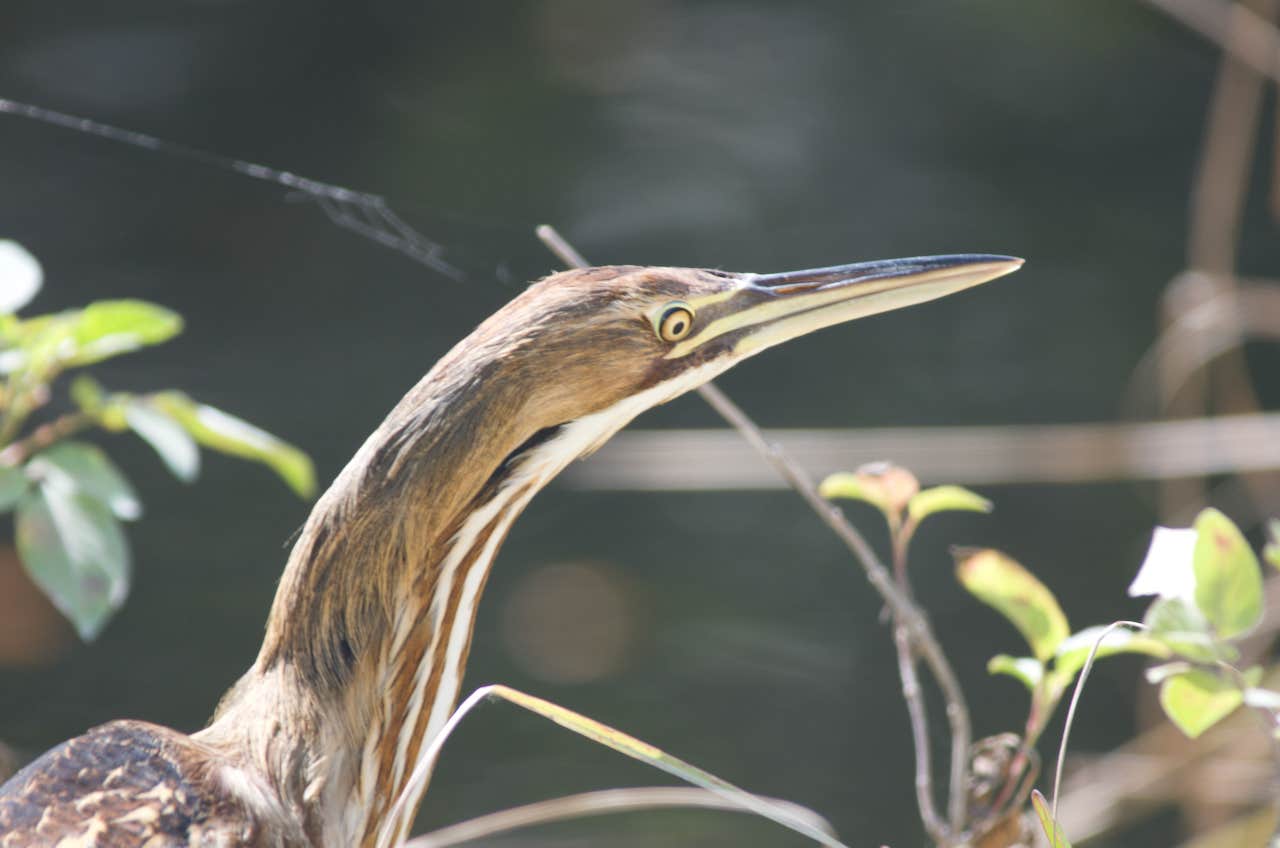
0,720,266,847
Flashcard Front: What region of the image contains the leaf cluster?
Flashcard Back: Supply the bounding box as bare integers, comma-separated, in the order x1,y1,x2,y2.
0,240,315,639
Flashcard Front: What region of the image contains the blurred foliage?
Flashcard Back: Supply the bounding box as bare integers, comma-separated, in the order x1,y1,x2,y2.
0,239,314,640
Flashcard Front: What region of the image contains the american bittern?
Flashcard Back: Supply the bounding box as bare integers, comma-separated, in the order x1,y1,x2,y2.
0,255,1020,847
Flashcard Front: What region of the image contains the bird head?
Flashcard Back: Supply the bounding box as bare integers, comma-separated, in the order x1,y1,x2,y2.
451,255,1023,455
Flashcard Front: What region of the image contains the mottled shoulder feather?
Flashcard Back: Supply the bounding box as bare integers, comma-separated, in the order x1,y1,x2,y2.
0,720,265,847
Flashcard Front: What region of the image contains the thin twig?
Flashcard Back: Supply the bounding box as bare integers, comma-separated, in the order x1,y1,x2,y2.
0,97,463,280
891,513,947,840
0,412,92,465
536,224,972,842
895,624,948,842
696,381,973,840
404,786,836,848
1052,621,1146,830
534,224,589,268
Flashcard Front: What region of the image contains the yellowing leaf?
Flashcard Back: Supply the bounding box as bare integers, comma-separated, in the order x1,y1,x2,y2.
1159,668,1244,739
818,463,918,519
1193,508,1262,639
1031,790,1073,848
907,485,991,523
956,549,1069,662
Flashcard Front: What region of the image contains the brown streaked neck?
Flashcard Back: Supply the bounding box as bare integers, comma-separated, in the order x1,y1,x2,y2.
198,340,583,847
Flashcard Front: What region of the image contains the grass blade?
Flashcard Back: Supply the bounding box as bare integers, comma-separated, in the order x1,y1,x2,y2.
383,684,849,848
405,786,836,848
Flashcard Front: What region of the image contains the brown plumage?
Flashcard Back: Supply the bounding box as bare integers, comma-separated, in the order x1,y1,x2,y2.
0,257,1020,847
0,722,289,847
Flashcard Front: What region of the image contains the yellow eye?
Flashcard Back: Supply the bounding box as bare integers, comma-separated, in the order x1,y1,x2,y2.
656,302,695,342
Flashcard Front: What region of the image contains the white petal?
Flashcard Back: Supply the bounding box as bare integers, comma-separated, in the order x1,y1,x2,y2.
1128,526,1197,600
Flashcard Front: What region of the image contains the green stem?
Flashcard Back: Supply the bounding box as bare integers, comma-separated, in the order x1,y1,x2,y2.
893,517,918,593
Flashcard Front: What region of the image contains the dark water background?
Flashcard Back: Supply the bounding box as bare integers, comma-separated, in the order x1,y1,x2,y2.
1,2,1274,845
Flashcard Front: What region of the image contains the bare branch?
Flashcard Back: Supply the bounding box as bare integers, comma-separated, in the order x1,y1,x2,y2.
536,224,973,843
0,97,463,280
895,625,948,842
534,224,590,268
693,381,973,840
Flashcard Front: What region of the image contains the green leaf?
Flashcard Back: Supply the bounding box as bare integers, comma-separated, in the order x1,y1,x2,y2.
1030,789,1073,848
1143,597,1236,663
63,300,183,366
955,549,1070,662
125,400,199,483
987,654,1043,691
1052,625,1172,682
1192,508,1262,639
152,392,315,498
818,463,918,518
0,464,28,512
15,482,131,641
29,441,141,521
907,485,992,524
1159,668,1245,738
0,241,42,314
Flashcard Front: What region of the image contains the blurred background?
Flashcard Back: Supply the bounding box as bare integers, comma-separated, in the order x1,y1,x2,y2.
1,1,1277,845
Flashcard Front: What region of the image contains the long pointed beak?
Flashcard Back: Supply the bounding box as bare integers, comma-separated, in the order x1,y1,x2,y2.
666,254,1023,359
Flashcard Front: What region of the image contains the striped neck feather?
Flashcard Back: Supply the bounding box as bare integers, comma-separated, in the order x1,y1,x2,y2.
200,358,730,847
